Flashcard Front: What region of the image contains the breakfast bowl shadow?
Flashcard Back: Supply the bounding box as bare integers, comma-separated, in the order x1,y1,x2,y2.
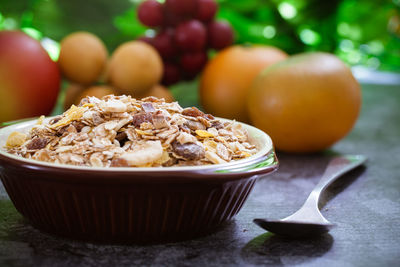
0,117,278,244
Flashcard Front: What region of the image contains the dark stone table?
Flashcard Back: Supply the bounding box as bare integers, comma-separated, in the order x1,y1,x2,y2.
1,82,399,266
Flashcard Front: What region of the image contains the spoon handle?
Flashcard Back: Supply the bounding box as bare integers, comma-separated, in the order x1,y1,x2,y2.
284,155,367,223
312,155,367,195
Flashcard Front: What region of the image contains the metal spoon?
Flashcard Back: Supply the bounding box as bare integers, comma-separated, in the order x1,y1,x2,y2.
253,154,367,238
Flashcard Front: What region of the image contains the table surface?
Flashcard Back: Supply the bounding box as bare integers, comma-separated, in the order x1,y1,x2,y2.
0,82,399,267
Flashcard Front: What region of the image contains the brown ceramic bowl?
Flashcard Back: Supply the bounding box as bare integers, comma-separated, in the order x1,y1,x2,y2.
0,117,278,243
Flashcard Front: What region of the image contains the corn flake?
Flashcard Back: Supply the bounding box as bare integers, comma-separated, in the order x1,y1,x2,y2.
6,132,27,148
195,130,214,138
51,105,87,128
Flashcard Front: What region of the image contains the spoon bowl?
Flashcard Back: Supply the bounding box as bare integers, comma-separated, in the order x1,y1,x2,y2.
254,155,367,238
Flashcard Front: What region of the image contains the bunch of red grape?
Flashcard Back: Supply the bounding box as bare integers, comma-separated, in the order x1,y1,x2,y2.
136,0,234,86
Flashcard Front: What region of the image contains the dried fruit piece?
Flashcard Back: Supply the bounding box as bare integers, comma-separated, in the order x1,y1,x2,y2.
120,140,163,166
172,141,205,160
115,131,127,142
26,137,48,150
182,107,205,118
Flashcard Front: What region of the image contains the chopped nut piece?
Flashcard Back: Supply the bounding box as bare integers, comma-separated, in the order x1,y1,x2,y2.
185,120,206,131
211,120,223,129
132,113,152,127
141,102,156,113
197,116,211,128
152,114,169,129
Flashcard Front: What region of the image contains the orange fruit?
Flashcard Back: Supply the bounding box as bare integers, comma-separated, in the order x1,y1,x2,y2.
58,32,108,84
107,41,163,95
200,45,288,122
247,52,361,153
73,85,117,105
136,84,175,102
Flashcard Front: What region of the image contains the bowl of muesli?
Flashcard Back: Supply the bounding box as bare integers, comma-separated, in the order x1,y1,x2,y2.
0,95,278,243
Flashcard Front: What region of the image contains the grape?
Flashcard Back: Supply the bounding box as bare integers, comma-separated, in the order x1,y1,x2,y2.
180,51,208,76
195,0,218,22
162,62,181,85
153,29,177,60
163,9,185,27
165,0,197,17
207,21,234,50
175,20,207,52
137,0,164,27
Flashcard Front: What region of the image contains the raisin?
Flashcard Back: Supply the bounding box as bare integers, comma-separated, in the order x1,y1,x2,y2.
172,141,205,161
115,131,128,146
26,137,48,150
204,113,214,120
182,107,205,118
116,131,127,142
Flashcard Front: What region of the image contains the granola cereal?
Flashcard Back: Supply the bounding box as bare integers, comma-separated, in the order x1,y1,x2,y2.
5,95,257,167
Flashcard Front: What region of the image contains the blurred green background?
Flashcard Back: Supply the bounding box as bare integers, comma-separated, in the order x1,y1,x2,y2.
1,0,399,71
